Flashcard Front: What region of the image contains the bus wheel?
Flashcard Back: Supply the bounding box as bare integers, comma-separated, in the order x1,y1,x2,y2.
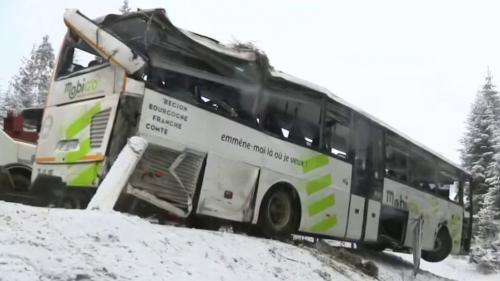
10,173,31,192
357,242,386,252
259,187,297,238
60,191,89,209
422,227,452,262
188,215,221,231
61,196,82,209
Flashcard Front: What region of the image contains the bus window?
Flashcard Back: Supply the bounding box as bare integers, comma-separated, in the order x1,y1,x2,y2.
323,101,351,159
192,81,256,124
261,89,321,148
385,133,409,182
351,114,384,199
409,147,436,191
436,163,461,202
148,69,258,126
56,33,105,78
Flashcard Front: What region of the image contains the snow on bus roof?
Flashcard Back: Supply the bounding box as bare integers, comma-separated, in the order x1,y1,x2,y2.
270,70,469,175
180,29,258,62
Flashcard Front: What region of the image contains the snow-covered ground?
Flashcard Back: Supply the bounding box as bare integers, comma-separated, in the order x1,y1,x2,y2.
0,201,496,281
396,252,500,281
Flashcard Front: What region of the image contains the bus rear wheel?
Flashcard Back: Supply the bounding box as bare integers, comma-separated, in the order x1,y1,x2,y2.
259,187,298,238
422,227,452,262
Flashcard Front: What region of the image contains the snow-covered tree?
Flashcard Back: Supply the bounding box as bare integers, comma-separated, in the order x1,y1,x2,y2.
119,0,131,14
32,35,55,106
471,181,500,272
0,85,6,118
461,72,500,212
462,72,500,271
5,35,54,112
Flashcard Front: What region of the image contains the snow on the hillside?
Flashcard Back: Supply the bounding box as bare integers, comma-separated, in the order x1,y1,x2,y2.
0,201,492,281
0,202,366,281
396,252,500,281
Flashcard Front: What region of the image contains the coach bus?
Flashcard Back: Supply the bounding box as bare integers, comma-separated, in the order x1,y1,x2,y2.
31,9,472,262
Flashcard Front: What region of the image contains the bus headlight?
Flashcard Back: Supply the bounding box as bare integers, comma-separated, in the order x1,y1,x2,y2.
56,139,79,151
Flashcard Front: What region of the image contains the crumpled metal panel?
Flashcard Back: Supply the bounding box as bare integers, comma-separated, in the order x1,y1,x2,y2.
129,146,205,212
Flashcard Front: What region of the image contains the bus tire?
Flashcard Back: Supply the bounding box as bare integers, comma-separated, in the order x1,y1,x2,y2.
357,242,386,252
422,227,452,262
259,187,298,238
10,173,31,192
5,166,32,192
188,215,221,231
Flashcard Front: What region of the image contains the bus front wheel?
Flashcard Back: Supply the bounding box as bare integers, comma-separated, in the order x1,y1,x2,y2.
10,173,31,192
422,227,452,262
259,187,298,238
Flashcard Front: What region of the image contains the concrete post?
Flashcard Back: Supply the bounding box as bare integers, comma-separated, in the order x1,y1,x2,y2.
87,136,148,211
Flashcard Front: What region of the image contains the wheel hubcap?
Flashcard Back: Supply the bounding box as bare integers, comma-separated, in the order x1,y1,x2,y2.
267,193,291,229
434,236,443,250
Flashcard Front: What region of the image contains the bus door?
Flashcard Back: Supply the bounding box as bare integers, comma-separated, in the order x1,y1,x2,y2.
345,114,384,241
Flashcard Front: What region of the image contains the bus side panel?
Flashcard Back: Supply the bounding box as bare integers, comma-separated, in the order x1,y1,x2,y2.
363,199,381,242
345,194,365,240
137,89,353,237
252,161,352,239
383,178,463,252
196,153,259,222
447,201,464,254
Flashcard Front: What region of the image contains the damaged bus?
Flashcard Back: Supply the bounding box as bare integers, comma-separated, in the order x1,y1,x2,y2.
28,9,471,261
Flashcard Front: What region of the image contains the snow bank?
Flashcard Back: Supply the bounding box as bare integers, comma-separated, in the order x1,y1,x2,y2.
0,201,485,281
0,202,365,281
396,252,500,281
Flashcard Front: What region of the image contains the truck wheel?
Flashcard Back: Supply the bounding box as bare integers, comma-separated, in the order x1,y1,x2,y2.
422,227,452,262
11,173,31,192
259,188,297,238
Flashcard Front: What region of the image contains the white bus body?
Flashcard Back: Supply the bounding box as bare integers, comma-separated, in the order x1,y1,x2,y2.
31,9,472,261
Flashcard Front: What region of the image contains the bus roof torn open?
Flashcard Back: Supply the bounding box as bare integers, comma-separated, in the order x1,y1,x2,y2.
62,8,467,175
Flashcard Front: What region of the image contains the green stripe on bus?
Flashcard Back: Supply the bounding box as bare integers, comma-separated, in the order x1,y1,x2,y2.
308,195,335,216
65,103,101,139
69,164,98,186
311,216,337,232
64,138,91,163
303,154,329,173
306,174,332,195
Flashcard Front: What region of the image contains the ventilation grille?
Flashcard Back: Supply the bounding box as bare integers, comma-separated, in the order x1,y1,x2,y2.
90,109,111,148
129,147,205,211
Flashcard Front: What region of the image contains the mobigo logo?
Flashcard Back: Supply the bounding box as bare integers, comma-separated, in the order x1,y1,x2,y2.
64,79,99,99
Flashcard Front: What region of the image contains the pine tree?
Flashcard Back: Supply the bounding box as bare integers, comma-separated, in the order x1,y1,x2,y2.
471,179,500,272
119,0,131,14
32,35,55,107
0,85,6,118
6,35,54,112
0,85,19,121
461,72,500,211
462,72,500,271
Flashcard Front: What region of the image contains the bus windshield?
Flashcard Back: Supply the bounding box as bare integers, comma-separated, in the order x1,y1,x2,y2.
56,33,106,78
